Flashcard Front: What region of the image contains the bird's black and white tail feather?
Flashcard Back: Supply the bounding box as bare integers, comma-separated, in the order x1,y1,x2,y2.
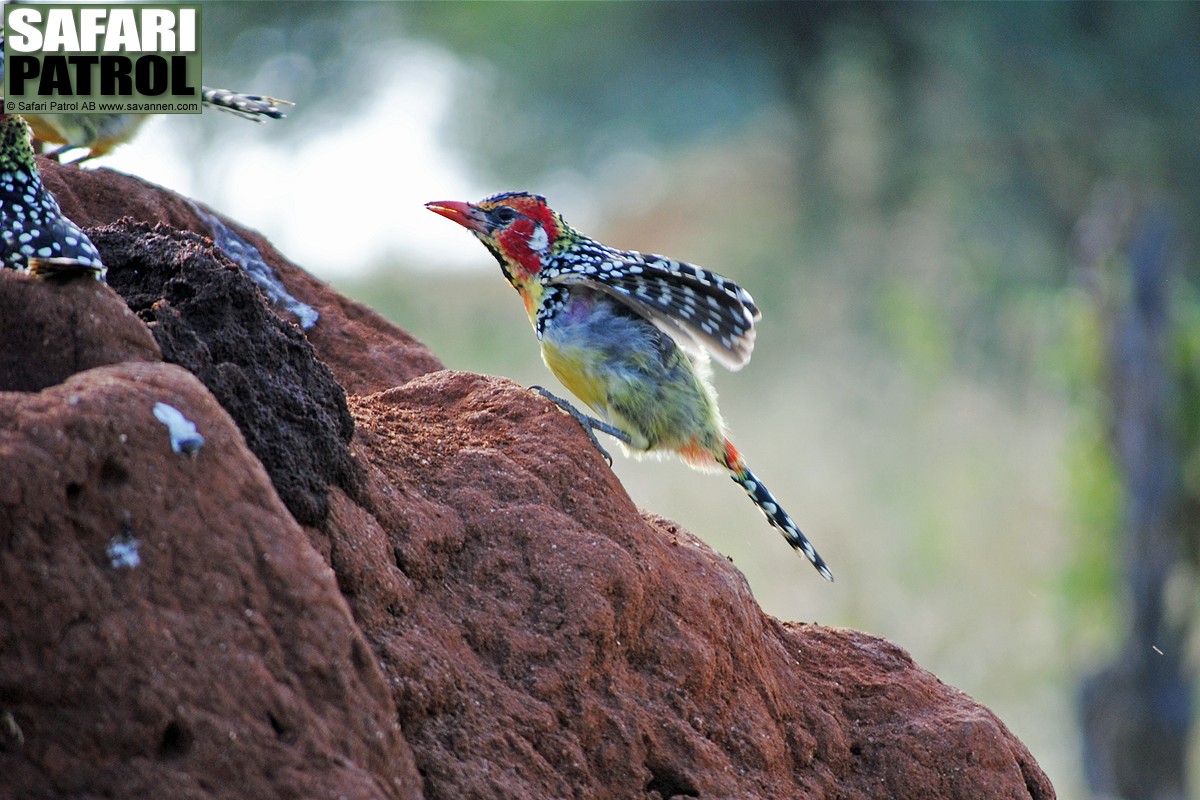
730,465,833,581
201,87,292,121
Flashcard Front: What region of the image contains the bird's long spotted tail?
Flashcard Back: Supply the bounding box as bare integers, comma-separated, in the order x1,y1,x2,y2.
731,466,833,582
200,87,292,121
722,441,833,581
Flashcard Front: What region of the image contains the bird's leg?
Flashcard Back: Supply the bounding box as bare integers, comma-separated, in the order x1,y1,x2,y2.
44,144,86,164
530,385,632,466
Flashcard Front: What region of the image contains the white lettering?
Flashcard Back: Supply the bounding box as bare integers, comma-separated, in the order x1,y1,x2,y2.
78,9,108,52
103,9,141,52
178,9,196,52
5,7,195,54
41,9,80,52
140,10,174,51
6,8,44,52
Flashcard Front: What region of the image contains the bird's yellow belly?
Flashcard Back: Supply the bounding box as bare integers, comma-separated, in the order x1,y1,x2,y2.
540,339,610,416
536,288,724,457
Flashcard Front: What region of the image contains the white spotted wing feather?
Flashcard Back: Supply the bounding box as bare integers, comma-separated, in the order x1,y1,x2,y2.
543,240,761,371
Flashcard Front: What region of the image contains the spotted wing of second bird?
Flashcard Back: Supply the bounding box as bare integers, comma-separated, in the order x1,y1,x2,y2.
0,115,106,281
542,240,762,370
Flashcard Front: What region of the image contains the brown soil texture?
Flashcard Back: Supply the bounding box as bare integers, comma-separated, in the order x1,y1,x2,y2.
0,158,1056,799
0,361,419,799
0,269,160,392
91,218,360,527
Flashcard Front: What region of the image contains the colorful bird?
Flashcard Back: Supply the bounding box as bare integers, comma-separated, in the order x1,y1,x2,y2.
427,191,832,581
21,88,292,162
0,114,106,281
0,38,290,161
0,32,290,161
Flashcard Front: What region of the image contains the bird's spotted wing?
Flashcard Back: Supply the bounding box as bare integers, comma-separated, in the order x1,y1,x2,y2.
543,240,761,370
1,115,107,280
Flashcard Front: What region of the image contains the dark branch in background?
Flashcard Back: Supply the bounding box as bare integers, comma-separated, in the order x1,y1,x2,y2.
1076,187,1194,800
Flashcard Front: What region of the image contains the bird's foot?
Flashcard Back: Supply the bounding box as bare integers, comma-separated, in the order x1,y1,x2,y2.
530,385,631,467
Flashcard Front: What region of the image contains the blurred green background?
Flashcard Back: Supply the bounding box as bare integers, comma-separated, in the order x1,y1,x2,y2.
92,3,1199,797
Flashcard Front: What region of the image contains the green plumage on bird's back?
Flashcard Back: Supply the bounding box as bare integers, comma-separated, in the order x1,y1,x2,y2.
0,115,37,174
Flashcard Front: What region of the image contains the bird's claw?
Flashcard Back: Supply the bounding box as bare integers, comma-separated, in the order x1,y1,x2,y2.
530,385,620,466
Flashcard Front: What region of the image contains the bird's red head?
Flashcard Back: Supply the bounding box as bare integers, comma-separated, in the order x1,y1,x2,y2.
426,191,569,284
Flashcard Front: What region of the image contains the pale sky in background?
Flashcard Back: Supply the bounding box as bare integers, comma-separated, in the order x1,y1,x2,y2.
99,44,491,278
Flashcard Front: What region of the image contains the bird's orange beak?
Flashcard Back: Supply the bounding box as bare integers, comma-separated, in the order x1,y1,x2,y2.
425,200,490,234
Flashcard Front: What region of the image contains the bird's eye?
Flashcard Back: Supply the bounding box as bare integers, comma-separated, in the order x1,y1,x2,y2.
493,206,518,224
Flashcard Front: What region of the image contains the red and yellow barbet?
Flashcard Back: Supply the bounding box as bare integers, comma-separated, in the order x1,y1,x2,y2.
427,191,832,581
